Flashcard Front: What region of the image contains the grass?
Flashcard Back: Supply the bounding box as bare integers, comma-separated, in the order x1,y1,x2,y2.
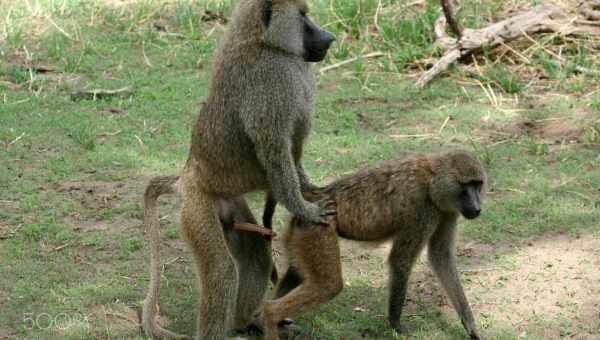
1,0,600,339
477,63,524,94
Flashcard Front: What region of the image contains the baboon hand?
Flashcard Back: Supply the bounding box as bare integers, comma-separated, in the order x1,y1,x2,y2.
317,196,336,216
297,200,335,226
301,184,327,202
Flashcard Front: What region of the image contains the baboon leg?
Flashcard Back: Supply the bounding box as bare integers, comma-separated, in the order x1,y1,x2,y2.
224,197,273,331
262,192,277,230
181,188,238,339
263,224,343,340
387,236,427,333
428,222,481,340
273,266,303,299
262,192,279,286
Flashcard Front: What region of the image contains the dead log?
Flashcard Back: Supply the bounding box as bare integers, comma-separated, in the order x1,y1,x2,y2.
440,0,463,37
417,4,562,88
579,0,600,21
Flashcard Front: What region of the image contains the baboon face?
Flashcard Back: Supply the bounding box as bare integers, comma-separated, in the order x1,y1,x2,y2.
430,151,486,219
458,180,483,219
263,0,335,62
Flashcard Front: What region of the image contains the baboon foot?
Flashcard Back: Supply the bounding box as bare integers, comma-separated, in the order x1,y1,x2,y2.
278,320,301,340
278,318,294,327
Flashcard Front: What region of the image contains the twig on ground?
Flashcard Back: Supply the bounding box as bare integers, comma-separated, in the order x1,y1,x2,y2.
134,135,145,155
142,42,152,67
7,132,25,147
438,116,451,134
389,133,436,139
97,130,122,137
53,243,71,251
70,86,134,101
319,52,385,74
373,0,383,33
45,15,74,40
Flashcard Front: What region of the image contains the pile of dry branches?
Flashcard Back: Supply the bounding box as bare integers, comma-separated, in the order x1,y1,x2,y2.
417,0,600,88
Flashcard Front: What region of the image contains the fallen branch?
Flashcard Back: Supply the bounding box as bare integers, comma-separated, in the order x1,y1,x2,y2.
417,4,562,88
579,0,600,20
441,0,463,37
70,86,134,101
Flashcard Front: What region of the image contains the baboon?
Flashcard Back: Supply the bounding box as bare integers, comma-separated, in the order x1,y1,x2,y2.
262,150,487,340
142,0,335,338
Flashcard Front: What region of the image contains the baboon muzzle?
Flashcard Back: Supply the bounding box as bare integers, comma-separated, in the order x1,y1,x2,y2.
303,16,335,62
461,185,481,219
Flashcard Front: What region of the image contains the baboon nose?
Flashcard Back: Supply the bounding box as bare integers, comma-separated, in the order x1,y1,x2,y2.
322,30,336,48
463,209,480,219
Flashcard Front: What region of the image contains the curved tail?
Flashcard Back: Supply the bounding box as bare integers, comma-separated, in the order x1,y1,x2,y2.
141,175,191,339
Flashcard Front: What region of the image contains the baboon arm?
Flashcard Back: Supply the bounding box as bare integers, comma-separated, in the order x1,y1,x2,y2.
291,141,319,193
428,220,480,339
247,125,309,219
297,164,315,190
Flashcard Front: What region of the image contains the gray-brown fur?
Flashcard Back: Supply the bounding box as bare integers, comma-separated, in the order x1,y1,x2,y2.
262,150,487,340
143,0,335,338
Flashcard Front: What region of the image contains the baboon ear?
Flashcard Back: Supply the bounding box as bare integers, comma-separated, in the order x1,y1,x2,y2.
262,0,273,27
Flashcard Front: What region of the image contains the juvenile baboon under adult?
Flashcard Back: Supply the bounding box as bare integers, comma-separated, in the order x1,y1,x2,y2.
142,0,335,338
262,150,487,340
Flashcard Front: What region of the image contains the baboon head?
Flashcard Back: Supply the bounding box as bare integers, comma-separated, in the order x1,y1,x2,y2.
262,0,335,62
429,150,487,219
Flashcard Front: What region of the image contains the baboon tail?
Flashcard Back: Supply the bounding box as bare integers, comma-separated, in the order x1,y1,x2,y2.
141,175,190,339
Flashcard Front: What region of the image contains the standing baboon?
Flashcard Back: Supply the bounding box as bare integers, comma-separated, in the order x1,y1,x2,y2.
262,150,487,340
142,0,335,338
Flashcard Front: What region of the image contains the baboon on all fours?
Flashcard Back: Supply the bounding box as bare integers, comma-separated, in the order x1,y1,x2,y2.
262,150,487,340
141,0,335,339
